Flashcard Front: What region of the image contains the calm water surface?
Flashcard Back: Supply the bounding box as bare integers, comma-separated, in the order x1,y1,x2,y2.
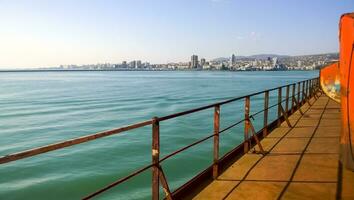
0,71,317,199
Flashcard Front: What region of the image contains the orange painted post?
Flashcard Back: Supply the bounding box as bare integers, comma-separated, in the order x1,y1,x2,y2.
244,96,250,153
339,13,354,170
213,105,220,179
277,88,282,126
263,91,269,137
152,117,160,200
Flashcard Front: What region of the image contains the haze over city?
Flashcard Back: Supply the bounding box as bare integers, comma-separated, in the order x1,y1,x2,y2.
0,0,353,68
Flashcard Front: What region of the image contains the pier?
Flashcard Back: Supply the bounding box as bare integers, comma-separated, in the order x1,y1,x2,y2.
191,95,354,200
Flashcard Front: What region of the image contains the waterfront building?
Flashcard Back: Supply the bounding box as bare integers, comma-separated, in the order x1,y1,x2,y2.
122,61,127,68
200,58,206,67
272,57,278,67
136,60,142,68
231,54,236,65
129,60,136,68
191,55,198,68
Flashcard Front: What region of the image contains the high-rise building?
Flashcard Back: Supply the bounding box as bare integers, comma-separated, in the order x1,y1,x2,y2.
191,55,198,68
200,58,206,67
136,60,142,68
129,60,136,68
231,54,236,65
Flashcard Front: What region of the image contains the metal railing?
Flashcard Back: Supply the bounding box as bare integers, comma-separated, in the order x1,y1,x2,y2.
0,77,321,200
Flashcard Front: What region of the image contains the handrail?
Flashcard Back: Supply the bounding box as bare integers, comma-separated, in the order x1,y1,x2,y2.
0,76,320,200
0,119,153,164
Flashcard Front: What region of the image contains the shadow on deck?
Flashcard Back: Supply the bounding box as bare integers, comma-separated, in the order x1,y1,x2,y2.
191,95,354,200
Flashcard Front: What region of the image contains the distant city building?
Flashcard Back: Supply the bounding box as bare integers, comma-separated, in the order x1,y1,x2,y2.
272,57,278,67
200,58,206,67
143,62,150,68
231,54,236,65
122,61,127,68
191,55,198,68
136,60,142,68
129,60,136,68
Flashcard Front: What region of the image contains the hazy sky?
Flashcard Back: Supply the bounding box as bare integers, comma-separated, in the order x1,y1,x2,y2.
0,0,353,68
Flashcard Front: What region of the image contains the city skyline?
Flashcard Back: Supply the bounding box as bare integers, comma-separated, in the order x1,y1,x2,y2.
0,0,353,68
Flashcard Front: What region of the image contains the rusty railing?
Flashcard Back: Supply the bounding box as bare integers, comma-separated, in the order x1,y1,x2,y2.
0,77,321,199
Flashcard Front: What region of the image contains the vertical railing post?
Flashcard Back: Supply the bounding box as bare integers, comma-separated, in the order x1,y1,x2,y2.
263,91,269,137
213,105,220,179
310,79,313,96
152,117,160,200
291,84,296,112
285,85,290,113
313,79,316,95
306,80,309,99
277,88,282,126
307,80,310,97
244,96,250,153
302,81,305,103
297,82,301,108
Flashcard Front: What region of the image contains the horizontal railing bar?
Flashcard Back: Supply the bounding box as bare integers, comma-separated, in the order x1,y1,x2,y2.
0,120,153,164
83,164,154,200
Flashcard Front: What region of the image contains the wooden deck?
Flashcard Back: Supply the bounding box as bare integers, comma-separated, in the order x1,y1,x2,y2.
192,95,354,200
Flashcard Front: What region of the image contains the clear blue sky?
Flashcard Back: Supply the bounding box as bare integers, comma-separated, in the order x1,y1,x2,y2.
0,0,353,68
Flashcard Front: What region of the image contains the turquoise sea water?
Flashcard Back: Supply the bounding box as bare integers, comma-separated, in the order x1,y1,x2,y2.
0,71,317,200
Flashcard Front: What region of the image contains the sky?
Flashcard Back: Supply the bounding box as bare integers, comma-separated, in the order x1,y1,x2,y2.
0,0,353,68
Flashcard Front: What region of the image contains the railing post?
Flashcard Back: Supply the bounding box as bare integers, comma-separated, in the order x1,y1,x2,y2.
152,117,160,200
291,84,296,112
297,82,301,108
263,91,269,137
213,105,220,179
244,96,250,153
277,88,282,126
285,85,290,113
302,81,305,103
306,80,309,99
